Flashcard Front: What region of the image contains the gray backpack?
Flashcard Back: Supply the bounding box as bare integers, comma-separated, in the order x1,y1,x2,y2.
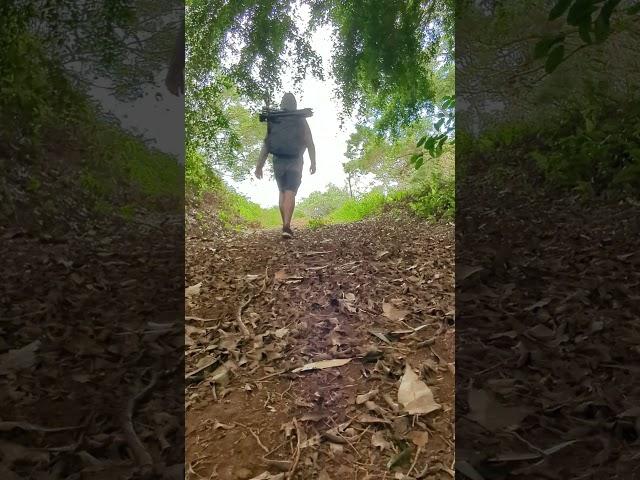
266,115,306,158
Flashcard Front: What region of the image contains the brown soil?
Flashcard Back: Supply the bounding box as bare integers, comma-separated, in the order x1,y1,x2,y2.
456,164,640,480
185,212,455,480
1,150,184,479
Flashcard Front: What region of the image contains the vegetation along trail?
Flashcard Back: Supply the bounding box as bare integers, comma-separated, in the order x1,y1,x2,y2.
185,213,454,480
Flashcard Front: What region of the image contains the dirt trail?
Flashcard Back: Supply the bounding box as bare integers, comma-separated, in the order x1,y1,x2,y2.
456,167,640,479
185,212,454,480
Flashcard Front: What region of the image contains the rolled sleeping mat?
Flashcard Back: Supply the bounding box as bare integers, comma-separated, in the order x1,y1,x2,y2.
259,108,313,122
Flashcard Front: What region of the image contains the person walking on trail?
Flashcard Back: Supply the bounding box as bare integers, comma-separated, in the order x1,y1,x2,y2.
254,93,316,239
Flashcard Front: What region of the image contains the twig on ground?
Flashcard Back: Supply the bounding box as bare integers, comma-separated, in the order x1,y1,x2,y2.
236,422,270,453
407,446,422,477
287,418,302,479
257,369,289,382
122,369,158,468
237,295,253,337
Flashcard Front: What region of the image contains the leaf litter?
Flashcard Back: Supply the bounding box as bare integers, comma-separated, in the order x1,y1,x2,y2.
456,162,640,479
186,211,454,479
1,183,184,479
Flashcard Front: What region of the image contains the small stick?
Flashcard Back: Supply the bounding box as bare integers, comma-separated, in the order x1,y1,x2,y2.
236,422,270,453
257,369,289,382
237,295,253,337
264,438,289,457
122,370,158,468
407,446,422,477
288,418,302,479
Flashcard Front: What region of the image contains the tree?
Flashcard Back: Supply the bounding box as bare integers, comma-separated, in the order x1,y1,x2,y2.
186,0,453,132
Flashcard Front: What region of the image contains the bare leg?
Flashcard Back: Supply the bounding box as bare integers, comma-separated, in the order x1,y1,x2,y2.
278,191,285,225
282,190,296,228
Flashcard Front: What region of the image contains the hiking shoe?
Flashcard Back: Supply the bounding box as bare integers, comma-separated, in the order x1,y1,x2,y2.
282,227,293,239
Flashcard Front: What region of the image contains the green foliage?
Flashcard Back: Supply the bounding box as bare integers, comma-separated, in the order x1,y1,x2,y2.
186,148,225,196
230,196,283,228
308,217,328,230
411,95,454,170
536,0,637,73
530,102,640,196
187,0,453,139
326,189,387,224
2,1,179,102
408,172,454,220
1,24,182,216
298,184,351,218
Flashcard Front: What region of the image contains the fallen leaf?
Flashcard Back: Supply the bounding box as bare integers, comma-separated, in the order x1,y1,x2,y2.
0,340,41,375
262,459,291,472
274,327,289,338
213,420,234,430
397,362,441,415
357,414,391,424
292,358,352,373
369,331,392,344
527,323,555,340
383,303,410,322
457,264,484,282
467,389,531,431
318,469,332,480
455,460,485,480
250,472,285,480
185,282,202,297
387,446,412,469
371,431,392,450
524,297,551,311
407,430,428,447
356,389,379,404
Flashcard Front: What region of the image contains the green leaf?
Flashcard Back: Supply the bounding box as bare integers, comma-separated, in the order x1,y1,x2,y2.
567,0,596,26
414,157,424,169
410,153,420,164
627,4,640,14
594,15,610,42
545,44,565,73
534,35,565,59
416,136,427,147
578,22,592,43
434,118,445,131
425,137,437,150
549,0,574,20
595,0,622,42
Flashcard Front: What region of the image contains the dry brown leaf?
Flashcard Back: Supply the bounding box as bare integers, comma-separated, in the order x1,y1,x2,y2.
398,362,441,415
467,389,531,431
382,303,410,322
356,389,379,404
318,469,333,480
0,340,41,375
371,431,392,450
457,264,484,281
357,414,391,425
292,358,352,373
407,430,429,447
185,282,202,297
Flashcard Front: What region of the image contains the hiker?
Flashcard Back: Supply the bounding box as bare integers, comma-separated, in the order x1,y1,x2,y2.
255,93,316,239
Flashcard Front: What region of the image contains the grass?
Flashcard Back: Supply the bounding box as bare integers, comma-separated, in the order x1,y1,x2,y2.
325,189,387,224
225,191,283,229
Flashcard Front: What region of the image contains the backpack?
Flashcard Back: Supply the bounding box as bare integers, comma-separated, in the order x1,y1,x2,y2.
266,115,306,158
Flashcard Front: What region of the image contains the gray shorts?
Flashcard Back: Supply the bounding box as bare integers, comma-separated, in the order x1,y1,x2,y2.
273,156,303,193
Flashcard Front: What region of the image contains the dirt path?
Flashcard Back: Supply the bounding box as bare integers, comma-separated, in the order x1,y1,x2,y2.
185,212,454,480
456,167,640,479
